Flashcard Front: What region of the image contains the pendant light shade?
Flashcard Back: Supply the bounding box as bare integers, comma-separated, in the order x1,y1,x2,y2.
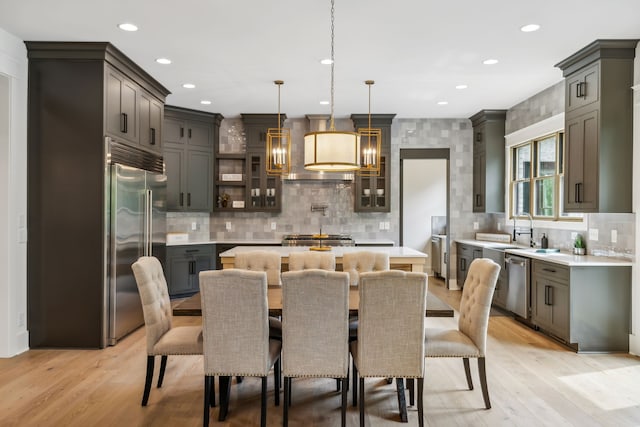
303,0,361,172
304,130,360,171
266,80,291,175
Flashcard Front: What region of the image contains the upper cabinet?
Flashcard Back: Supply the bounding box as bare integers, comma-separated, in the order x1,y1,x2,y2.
556,39,638,213
213,114,283,212
163,106,223,212
351,114,395,212
469,110,506,213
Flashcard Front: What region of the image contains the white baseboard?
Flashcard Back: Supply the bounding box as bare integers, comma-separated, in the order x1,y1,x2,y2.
448,279,461,291
630,333,640,356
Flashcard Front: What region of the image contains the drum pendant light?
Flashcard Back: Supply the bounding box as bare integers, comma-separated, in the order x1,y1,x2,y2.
303,0,360,172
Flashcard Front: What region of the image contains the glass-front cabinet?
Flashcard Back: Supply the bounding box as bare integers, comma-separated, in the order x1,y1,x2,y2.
351,114,395,212
247,151,281,211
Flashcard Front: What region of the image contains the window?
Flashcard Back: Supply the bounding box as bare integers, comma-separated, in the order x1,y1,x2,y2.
510,132,581,221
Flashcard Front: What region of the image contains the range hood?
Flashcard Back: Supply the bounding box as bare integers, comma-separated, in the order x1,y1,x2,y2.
282,114,355,182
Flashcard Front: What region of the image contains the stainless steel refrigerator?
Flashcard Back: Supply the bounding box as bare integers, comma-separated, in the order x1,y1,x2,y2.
104,137,166,346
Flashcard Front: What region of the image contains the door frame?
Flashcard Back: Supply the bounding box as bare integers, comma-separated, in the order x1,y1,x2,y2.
400,148,450,283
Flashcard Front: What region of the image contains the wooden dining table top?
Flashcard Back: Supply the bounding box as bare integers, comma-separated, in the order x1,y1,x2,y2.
173,286,454,317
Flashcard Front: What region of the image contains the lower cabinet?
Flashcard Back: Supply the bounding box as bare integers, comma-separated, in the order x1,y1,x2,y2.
531,262,570,341
456,243,482,288
166,245,215,297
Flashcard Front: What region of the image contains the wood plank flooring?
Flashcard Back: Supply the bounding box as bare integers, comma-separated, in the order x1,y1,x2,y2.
1,278,639,426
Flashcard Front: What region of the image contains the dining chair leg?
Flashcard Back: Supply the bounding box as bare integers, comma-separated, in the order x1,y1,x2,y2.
352,360,358,407
141,355,154,406
283,376,290,427
157,355,168,388
203,376,212,427
261,376,268,427
463,357,474,390
341,378,347,427
209,375,216,407
417,378,424,427
274,357,281,406
218,376,231,422
359,377,365,427
287,378,292,407
407,378,415,406
478,357,491,409
336,378,341,391
396,378,408,423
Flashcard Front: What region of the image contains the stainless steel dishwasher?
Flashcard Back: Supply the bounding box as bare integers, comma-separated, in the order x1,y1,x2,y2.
431,236,442,277
505,254,530,319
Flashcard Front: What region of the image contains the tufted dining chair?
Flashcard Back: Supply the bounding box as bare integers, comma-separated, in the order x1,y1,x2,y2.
424,257,500,409
350,270,427,427
199,269,282,427
342,251,390,287
281,269,350,427
288,251,336,272
131,256,203,407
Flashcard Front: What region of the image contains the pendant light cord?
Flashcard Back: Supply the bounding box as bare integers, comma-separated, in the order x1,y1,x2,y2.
330,0,336,131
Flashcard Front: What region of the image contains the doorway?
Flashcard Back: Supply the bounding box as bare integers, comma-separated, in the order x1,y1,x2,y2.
400,149,450,283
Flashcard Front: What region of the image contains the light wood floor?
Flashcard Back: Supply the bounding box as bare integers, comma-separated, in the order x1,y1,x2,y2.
1,278,639,427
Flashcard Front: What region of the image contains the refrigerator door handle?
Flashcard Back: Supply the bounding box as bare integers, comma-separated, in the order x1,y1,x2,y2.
145,189,153,256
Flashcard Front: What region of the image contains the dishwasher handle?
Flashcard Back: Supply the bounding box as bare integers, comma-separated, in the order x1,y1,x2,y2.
505,257,527,267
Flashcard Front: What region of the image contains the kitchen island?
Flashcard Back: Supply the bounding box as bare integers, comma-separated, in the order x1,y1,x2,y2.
219,246,428,272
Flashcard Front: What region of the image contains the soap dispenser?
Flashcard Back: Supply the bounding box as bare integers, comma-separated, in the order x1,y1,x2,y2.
541,233,548,249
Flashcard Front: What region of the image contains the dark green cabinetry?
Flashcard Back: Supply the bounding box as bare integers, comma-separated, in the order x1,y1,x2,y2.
556,39,637,213
469,110,506,213
351,114,395,212
163,106,223,212
166,245,215,297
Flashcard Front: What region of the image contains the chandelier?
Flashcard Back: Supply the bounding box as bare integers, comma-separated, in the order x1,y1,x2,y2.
266,80,291,175
357,80,382,176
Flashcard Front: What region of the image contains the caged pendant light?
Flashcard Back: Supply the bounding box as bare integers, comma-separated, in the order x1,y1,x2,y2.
303,0,360,172
266,80,291,176
357,80,382,176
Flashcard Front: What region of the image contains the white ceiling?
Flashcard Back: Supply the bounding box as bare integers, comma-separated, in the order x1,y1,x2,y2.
1,0,639,119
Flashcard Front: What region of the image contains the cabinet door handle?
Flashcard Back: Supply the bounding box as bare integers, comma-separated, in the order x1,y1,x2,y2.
189,260,195,275
544,285,550,305
575,183,583,203
461,258,466,271
187,193,191,207
150,128,156,145
475,194,481,207
542,268,556,273
548,286,553,305
188,128,192,138
120,113,128,133
576,81,586,98
185,249,200,253
180,192,184,207
476,132,482,142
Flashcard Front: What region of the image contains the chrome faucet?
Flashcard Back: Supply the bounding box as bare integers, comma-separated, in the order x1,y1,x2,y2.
513,212,534,247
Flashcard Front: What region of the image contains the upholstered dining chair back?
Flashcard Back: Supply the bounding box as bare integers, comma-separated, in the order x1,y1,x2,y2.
131,256,175,354
288,251,336,271
342,251,390,287
354,270,427,378
281,269,350,378
199,269,275,377
234,250,282,286
458,258,501,356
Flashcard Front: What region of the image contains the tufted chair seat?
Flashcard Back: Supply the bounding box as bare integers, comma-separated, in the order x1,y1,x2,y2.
131,256,203,407
424,257,500,409
288,251,336,271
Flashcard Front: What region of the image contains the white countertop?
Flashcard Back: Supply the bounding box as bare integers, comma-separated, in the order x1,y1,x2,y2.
219,245,427,258
167,238,397,247
455,239,633,267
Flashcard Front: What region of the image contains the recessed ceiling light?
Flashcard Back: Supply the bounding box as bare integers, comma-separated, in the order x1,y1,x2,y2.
200,100,212,105
156,58,172,65
437,101,449,105
117,23,138,32
455,84,468,90
319,100,330,105
483,59,499,65
520,24,540,32
182,83,196,89
320,59,333,65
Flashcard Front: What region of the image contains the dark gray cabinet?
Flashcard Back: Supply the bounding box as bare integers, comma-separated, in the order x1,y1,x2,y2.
351,114,395,212
166,245,215,297
469,110,506,213
214,114,282,212
530,259,631,352
556,39,637,213
456,243,482,288
139,91,163,153
531,261,570,341
163,106,223,212
25,42,170,348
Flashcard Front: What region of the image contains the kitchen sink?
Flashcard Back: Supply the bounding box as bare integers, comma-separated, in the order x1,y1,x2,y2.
534,248,561,253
